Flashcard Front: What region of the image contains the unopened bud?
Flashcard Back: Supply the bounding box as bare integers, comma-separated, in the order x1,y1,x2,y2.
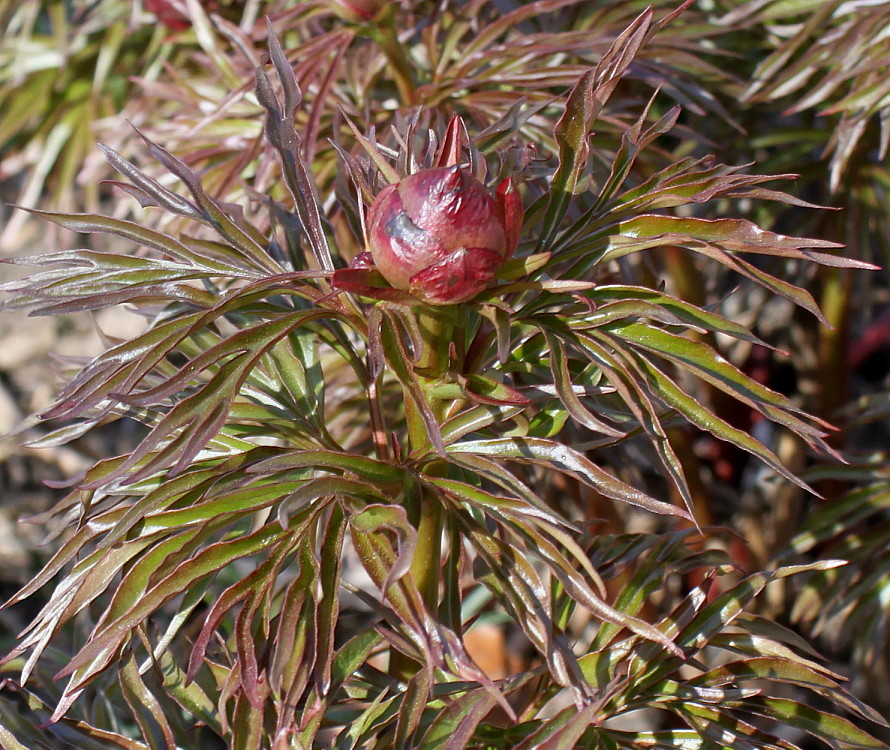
144,0,218,30
325,0,386,23
366,167,522,305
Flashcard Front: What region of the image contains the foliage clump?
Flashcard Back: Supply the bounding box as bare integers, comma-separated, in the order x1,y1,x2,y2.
1,2,890,748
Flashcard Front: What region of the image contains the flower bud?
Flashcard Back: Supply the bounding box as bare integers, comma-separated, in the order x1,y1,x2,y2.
145,0,190,30
144,0,218,31
366,166,522,305
325,0,386,23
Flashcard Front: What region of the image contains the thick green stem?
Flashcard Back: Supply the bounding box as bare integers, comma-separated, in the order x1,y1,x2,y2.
408,305,455,603
391,305,457,680
411,495,444,610
414,305,456,375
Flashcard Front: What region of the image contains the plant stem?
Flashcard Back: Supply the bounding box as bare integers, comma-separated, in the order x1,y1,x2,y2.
409,305,455,601
411,494,444,611
391,304,456,681
413,305,455,375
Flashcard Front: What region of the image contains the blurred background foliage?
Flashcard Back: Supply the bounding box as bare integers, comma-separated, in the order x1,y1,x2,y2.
2,0,890,746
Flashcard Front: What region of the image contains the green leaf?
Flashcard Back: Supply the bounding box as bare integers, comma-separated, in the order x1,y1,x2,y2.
152,648,219,734
418,686,499,750
539,8,653,250
608,320,832,450
448,436,690,520
328,631,382,696
691,658,888,727
248,449,405,486
119,651,176,750
350,504,417,594
440,403,527,445
432,480,682,658
514,703,598,750
380,310,446,458
230,691,264,750
587,285,776,348
553,324,697,519
497,252,552,281
55,524,290,693
315,505,347,699
741,697,886,749
394,667,433,750
543,330,625,437
256,25,336,274
609,729,708,750
632,352,813,492
786,484,890,555
21,209,247,275
677,563,845,649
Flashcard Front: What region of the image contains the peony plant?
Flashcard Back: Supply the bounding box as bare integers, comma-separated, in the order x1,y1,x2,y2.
0,5,888,749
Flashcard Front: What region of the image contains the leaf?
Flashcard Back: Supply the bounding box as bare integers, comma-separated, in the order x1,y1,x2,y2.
498,252,552,281
268,545,319,704
55,524,290,693
435,484,683,659
586,285,778,349
247,449,405,486
514,703,598,750
461,374,531,407
543,330,625,437
278,477,387,529
740,697,886,749
592,101,683,212
539,8,653,250
151,648,219,733
0,725,30,750
350,524,432,662
230,690,265,750
691,658,888,727
380,311,446,458
460,514,587,695
418,686,499,750
677,563,846,650
598,215,862,324
632,352,814,492
119,651,177,750
17,210,249,275
187,542,292,684
136,129,280,275
448,436,690,520
97,143,202,220
543,323,698,518
440,403,527,445
0,683,150,750
328,630,382,696
314,504,346,699
256,24,336,274
350,504,417,595
107,310,338,482
341,114,401,185
423,475,574,531
786,483,890,555
394,667,433,750
607,320,832,450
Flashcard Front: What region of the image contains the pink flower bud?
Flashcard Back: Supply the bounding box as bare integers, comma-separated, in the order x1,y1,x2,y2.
144,0,218,31
366,167,522,305
325,0,385,23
